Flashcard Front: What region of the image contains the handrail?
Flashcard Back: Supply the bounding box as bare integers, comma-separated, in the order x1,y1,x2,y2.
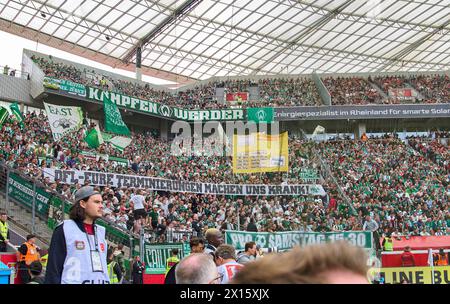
300,129,358,218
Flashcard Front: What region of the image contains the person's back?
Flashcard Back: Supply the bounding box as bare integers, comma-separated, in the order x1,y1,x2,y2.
166,249,180,275
237,252,252,264
217,260,244,284
401,251,415,267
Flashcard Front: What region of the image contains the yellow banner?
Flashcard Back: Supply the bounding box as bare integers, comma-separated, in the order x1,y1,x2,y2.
232,132,289,174
377,266,450,284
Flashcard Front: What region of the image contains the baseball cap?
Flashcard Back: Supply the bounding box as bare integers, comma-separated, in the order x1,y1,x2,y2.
74,186,100,203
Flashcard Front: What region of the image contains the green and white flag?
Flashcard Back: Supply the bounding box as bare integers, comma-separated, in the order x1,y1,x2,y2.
10,102,25,128
104,94,130,136
0,106,8,127
101,132,132,152
84,125,104,149
44,102,84,141
247,107,274,123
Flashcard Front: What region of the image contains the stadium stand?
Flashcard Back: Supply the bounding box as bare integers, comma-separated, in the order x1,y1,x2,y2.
0,0,449,286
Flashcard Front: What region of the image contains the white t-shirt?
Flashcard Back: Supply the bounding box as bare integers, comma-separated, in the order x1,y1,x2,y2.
131,194,145,210
217,261,244,284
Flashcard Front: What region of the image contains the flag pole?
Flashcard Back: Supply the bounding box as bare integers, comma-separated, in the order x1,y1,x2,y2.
428,248,435,285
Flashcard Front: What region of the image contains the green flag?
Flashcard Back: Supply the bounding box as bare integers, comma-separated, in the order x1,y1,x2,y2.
103,94,130,136
10,102,25,128
84,125,104,149
247,107,273,123
0,106,8,127
101,131,132,152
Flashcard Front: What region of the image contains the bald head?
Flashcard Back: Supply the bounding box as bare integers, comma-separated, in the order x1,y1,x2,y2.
175,253,218,284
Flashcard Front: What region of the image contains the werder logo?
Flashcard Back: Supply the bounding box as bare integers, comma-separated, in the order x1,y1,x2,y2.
256,109,267,122
158,105,172,117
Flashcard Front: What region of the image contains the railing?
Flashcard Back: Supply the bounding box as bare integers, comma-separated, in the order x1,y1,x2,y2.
143,228,200,244
0,65,30,80
0,162,138,247
300,129,358,217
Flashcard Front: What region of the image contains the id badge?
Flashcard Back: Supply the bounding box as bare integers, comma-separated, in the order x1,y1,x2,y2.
91,250,104,272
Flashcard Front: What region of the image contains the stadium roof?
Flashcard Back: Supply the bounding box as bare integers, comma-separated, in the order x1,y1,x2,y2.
1,0,449,85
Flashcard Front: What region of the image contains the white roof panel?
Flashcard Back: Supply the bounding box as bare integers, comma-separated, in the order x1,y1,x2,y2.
0,0,448,81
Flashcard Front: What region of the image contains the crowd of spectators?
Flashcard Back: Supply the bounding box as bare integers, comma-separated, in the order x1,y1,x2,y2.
31,55,449,108
322,76,382,105
33,55,324,108
408,137,449,171
319,136,449,238
408,74,449,104
256,77,322,107
1,109,448,242
1,111,347,241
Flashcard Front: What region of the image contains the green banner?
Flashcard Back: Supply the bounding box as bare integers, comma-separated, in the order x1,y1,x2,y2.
44,79,246,121
108,156,129,166
144,243,190,274
8,173,50,216
104,94,131,136
247,107,274,123
0,106,8,127
299,169,320,181
10,102,24,128
43,77,86,96
225,230,373,251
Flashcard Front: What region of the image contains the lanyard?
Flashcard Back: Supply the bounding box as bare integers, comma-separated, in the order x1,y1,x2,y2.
84,225,99,252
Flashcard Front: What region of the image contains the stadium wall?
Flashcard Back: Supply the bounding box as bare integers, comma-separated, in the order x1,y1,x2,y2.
0,74,30,104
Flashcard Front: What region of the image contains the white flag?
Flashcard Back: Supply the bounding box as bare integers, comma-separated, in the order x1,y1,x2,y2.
44,102,84,141
312,125,325,135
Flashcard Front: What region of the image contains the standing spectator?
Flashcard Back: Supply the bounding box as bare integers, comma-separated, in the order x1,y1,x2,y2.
400,246,415,267
131,156,141,173
246,217,258,232
363,215,381,251
130,189,147,221
0,211,9,252
237,241,257,264
107,248,123,284
382,234,394,252
204,228,224,257
191,214,203,236
3,65,9,75
164,237,205,284
44,186,109,284
165,248,180,275
113,244,126,274
131,255,145,284
16,234,41,284
214,244,244,284
433,248,449,266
